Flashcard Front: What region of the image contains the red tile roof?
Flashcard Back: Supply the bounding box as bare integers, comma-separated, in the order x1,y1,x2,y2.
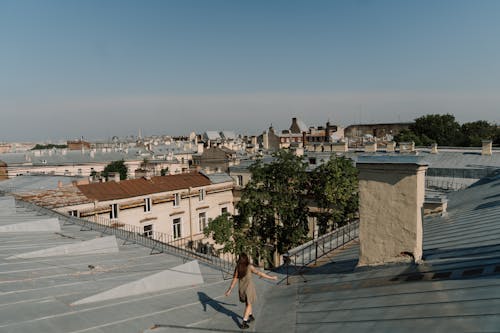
77,172,212,201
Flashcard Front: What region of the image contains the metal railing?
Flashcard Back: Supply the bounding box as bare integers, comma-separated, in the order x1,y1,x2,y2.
14,199,237,276
425,178,471,191
282,220,359,285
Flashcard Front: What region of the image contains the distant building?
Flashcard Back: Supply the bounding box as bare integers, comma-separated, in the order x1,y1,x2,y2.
260,126,281,152
0,161,7,180
192,147,238,173
24,172,235,245
202,131,222,147
67,140,91,151
0,143,11,154
344,122,413,140
0,148,150,179
261,118,343,150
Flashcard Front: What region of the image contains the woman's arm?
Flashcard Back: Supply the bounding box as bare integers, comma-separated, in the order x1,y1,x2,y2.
225,269,239,296
250,265,278,280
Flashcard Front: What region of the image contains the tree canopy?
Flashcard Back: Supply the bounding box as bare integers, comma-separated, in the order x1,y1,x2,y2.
102,160,128,180
411,114,462,146
395,114,499,147
308,156,358,235
31,144,67,150
460,120,498,146
204,150,359,267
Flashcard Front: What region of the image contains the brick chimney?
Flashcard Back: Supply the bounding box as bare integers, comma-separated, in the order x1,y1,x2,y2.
357,156,428,266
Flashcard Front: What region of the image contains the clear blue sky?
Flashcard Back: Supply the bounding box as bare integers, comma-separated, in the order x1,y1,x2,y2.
1,0,499,141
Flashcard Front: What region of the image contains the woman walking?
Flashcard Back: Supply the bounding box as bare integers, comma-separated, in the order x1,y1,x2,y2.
225,253,278,329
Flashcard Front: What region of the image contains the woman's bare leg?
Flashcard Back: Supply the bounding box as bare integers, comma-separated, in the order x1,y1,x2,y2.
243,302,252,320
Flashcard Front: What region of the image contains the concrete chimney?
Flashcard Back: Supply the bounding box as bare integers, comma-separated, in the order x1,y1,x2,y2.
112,173,120,182
482,140,493,156
357,156,428,266
364,142,377,153
197,143,204,154
386,141,396,153
332,142,348,153
263,131,269,150
399,141,415,153
430,143,438,154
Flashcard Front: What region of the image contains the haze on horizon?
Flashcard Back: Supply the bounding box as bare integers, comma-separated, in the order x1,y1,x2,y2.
1,0,500,142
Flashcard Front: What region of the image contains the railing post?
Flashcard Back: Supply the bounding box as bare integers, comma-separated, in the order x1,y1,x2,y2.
315,241,318,265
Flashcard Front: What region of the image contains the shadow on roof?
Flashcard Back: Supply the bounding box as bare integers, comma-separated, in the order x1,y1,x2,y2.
197,292,241,327
475,200,500,210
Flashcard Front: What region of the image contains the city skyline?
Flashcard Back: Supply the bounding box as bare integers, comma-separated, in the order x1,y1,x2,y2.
2,0,500,141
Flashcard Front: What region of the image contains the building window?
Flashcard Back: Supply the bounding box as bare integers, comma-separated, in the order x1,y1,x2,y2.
173,193,181,207
199,212,207,232
143,224,153,238
144,197,152,212
110,203,119,219
173,218,181,239
199,188,205,201
236,175,243,186
68,210,78,217
221,207,228,215
77,168,82,175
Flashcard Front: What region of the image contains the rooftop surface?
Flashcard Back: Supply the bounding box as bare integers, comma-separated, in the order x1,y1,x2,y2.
0,148,150,166
1,171,500,332
76,172,213,201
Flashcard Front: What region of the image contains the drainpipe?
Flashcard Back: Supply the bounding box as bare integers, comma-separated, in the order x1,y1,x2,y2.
188,187,193,241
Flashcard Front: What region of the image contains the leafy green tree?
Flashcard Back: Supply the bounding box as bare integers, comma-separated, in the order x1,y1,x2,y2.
308,156,358,235
394,129,424,146
460,120,497,146
410,114,462,146
495,126,500,145
102,160,128,180
237,150,310,266
203,213,251,255
203,150,360,267
31,144,67,150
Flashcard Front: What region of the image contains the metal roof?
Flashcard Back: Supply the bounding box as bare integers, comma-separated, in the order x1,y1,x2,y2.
0,197,235,333
261,172,500,332
0,175,80,193
201,172,234,184
203,131,221,141
0,148,151,166
77,172,213,201
2,166,500,332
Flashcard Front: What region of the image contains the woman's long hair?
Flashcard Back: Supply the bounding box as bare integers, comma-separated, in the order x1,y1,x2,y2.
237,253,250,279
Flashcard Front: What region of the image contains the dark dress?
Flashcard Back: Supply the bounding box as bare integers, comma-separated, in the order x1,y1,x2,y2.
238,265,257,304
